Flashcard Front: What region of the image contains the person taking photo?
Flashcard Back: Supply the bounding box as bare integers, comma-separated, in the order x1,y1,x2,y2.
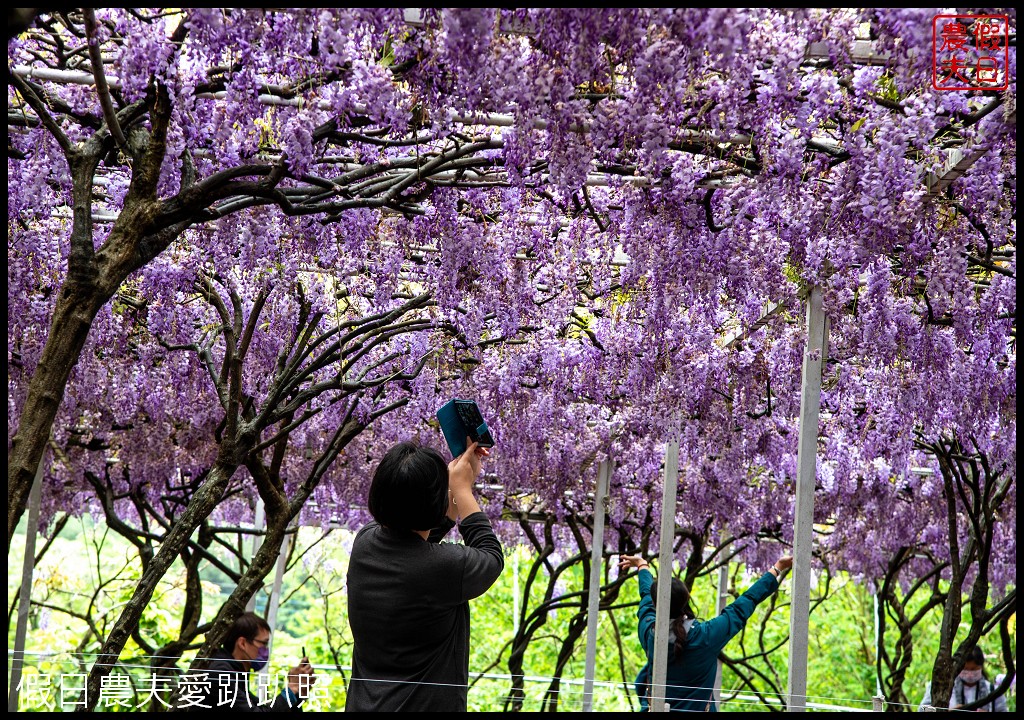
345,439,503,712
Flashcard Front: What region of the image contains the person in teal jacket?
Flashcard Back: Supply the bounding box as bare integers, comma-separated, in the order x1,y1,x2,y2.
619,553,793,712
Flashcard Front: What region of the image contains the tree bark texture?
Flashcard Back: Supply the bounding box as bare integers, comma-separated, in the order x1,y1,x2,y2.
79,461,239,711
8,285,107,546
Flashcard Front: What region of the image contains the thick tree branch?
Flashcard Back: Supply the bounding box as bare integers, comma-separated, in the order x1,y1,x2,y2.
82,9,127,150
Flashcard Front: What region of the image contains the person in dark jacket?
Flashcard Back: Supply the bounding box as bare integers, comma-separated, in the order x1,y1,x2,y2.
182,611,315,711
619,553,793,712
345,439,504,712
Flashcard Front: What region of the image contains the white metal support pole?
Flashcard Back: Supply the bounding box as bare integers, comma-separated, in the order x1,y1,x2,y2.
258,530,294,702
582,460,612,712
787,284,826,712
651,439,680,712
8,458,44,712
713,532,730,705
265,530,293,636
873,592,883,697
512,551,520,635
246,499,266,613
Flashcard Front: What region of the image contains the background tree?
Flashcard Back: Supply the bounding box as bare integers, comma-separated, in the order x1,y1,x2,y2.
8,7,1015,712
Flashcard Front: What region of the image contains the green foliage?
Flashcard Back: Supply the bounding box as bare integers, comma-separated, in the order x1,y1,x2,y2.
8,518,1017,712
8,515,201,712
873,73,902,103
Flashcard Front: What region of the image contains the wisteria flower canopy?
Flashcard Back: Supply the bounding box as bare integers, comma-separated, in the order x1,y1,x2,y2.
7,6,1015,586
7,8,1015,712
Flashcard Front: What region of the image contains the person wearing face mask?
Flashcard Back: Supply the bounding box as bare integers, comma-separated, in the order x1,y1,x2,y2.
919,646,1008,712
189,611,315,711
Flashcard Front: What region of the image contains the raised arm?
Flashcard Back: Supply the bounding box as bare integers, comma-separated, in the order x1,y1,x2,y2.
447,438,489,521
619,555,656,649
457,512,504,600
449,439,503,599
702,555,792,652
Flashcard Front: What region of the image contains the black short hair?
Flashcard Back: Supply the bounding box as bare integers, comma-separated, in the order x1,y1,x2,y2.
222,612,271,654
967,646,985,666
651,576,693,620
368,441,449,531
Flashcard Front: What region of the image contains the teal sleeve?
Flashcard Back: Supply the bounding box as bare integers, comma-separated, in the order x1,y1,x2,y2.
636,568,656,656
702,571,779,652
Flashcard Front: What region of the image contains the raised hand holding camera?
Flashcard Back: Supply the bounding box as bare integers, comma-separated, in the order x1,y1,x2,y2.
436,399,495,458
446,437,489,521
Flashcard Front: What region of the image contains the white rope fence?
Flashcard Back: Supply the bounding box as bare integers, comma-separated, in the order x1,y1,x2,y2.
7,648,985,712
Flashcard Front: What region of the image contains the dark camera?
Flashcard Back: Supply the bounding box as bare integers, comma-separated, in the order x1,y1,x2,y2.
436,399,495,458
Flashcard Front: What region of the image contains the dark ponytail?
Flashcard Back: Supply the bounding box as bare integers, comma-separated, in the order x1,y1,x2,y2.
651,577,696,660
669,616,689,660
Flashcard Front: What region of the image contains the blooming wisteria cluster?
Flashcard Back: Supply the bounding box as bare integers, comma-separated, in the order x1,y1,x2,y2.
8,8,1015,595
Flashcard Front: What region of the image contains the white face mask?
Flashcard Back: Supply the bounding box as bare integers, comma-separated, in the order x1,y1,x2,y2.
959,669,984,686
